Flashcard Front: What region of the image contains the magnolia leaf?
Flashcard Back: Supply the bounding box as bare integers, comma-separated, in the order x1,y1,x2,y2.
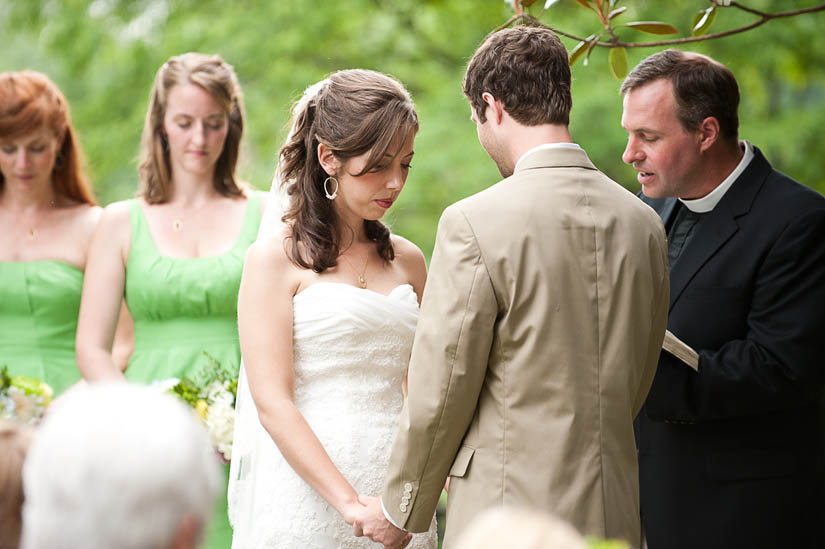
691,6,717,37
608,6,627,20
624,21,679,35
568,38,590,66
582,35,600,67
574,0,594,10
608,47,628,79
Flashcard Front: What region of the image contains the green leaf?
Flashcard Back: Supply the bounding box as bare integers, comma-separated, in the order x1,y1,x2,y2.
609,47,628,79
608,6,627,21
569,34,595,66
691,6,717,37
1,365,11,392
521,0,542,7
574,0,594,10
10,375,43,396
583,35,600,67
624,21,679,35
170,377,201,407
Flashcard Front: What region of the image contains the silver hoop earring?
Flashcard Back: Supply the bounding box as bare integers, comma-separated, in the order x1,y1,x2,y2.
324,176,339,200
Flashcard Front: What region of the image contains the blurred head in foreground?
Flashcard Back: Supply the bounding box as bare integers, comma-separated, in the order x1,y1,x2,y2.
21,383,219,549
453,506,589,549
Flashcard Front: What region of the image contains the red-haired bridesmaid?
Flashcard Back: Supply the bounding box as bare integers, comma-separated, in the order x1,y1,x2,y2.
0,71,100,395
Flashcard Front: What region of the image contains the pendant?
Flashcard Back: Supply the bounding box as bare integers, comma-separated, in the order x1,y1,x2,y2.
172,219,182,231
357,274,367,289
28,227,38,240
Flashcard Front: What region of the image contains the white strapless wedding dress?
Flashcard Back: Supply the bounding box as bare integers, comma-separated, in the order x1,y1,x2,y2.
228,282,437,548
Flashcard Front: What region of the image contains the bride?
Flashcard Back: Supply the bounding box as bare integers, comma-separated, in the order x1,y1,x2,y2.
228,69,437,548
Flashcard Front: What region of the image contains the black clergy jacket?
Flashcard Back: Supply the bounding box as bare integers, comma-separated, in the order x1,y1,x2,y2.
636,146,825,549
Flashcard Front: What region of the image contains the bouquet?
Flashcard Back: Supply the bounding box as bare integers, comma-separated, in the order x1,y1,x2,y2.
0,365,54,424
158,353,237,461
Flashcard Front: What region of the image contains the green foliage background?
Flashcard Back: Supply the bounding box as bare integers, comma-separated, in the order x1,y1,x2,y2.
2,0,824,259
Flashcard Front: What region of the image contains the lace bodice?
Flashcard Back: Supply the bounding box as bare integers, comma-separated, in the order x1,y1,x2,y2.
229,282,437,548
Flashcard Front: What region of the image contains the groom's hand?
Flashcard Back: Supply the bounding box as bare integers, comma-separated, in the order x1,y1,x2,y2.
352,495,411,549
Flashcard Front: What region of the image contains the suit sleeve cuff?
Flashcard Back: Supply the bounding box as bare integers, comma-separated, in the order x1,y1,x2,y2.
381,498,406,531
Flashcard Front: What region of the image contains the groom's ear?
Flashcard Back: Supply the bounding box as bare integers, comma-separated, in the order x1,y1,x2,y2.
317,143,340,176
482,92,504,125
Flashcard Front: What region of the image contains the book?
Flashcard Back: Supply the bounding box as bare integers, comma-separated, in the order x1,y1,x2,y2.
662,330,699,371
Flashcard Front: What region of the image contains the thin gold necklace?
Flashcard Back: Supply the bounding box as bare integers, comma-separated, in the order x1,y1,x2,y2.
340,251,369,289
24,201,56,240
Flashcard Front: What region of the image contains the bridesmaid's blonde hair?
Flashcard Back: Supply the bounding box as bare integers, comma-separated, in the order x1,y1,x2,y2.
138,52,245,204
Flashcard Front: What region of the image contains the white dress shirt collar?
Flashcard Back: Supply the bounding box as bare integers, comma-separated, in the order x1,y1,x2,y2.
681,141,754,213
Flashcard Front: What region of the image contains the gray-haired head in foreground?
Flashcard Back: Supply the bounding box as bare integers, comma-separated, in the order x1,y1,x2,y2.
453,506,589,549
21,382,220,549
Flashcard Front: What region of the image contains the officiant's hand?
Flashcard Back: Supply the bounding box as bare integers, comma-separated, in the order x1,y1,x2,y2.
352,494,411,548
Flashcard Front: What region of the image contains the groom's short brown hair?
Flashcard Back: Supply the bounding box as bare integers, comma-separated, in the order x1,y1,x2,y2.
463,26,572,126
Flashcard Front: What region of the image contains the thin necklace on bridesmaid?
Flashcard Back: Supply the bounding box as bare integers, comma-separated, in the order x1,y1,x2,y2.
341,252,369,289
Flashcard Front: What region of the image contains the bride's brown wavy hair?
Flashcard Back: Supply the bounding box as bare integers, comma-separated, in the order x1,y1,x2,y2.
278,69,418,272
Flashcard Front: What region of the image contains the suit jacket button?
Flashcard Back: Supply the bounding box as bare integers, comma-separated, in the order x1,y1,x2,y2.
402,495,410,504
400,503,408,513
404,482,413,491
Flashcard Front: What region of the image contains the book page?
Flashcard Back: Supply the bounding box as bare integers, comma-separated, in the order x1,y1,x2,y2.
662,330,699,371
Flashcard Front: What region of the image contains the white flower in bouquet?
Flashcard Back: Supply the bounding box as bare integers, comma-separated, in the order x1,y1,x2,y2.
1,393,14,417
205,396,235,461
205,379,231,404
162,353,238,461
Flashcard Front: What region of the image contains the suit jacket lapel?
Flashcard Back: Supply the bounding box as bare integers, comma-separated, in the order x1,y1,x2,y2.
641,146,773,310
667,203,738,308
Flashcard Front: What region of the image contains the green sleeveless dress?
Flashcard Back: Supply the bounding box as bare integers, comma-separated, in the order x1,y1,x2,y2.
124,193,261,549
0,260,83,396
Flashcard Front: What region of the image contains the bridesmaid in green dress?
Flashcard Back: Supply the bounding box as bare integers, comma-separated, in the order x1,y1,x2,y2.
0,70,100,397
76,53,266,548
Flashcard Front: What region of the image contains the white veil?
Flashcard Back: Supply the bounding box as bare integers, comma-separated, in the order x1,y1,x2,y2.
227,173,283,531
227,79,328,531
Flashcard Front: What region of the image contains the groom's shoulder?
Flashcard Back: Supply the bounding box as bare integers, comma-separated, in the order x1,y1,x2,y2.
446,174,515,214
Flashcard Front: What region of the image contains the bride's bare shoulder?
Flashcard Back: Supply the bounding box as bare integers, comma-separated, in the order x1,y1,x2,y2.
243,224,307,293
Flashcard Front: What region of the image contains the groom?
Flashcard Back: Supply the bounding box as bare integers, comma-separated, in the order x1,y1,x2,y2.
355,26,669,547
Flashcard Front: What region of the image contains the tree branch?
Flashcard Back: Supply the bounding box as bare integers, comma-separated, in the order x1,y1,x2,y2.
510,3,825,49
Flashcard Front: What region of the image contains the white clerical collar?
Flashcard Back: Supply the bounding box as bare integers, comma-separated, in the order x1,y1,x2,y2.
514,142,582,172
681,140,754,213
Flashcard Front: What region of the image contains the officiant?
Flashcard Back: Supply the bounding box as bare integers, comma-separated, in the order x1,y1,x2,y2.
621,49,825,549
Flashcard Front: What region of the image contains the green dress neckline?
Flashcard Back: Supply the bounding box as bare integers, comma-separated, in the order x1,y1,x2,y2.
0,259,84,395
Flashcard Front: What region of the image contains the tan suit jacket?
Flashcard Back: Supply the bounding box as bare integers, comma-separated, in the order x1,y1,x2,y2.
383,146,669,547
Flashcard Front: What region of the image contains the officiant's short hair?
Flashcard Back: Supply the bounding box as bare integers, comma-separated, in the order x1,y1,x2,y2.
620,49,740,143
463,26,572,126
20,383,220,549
